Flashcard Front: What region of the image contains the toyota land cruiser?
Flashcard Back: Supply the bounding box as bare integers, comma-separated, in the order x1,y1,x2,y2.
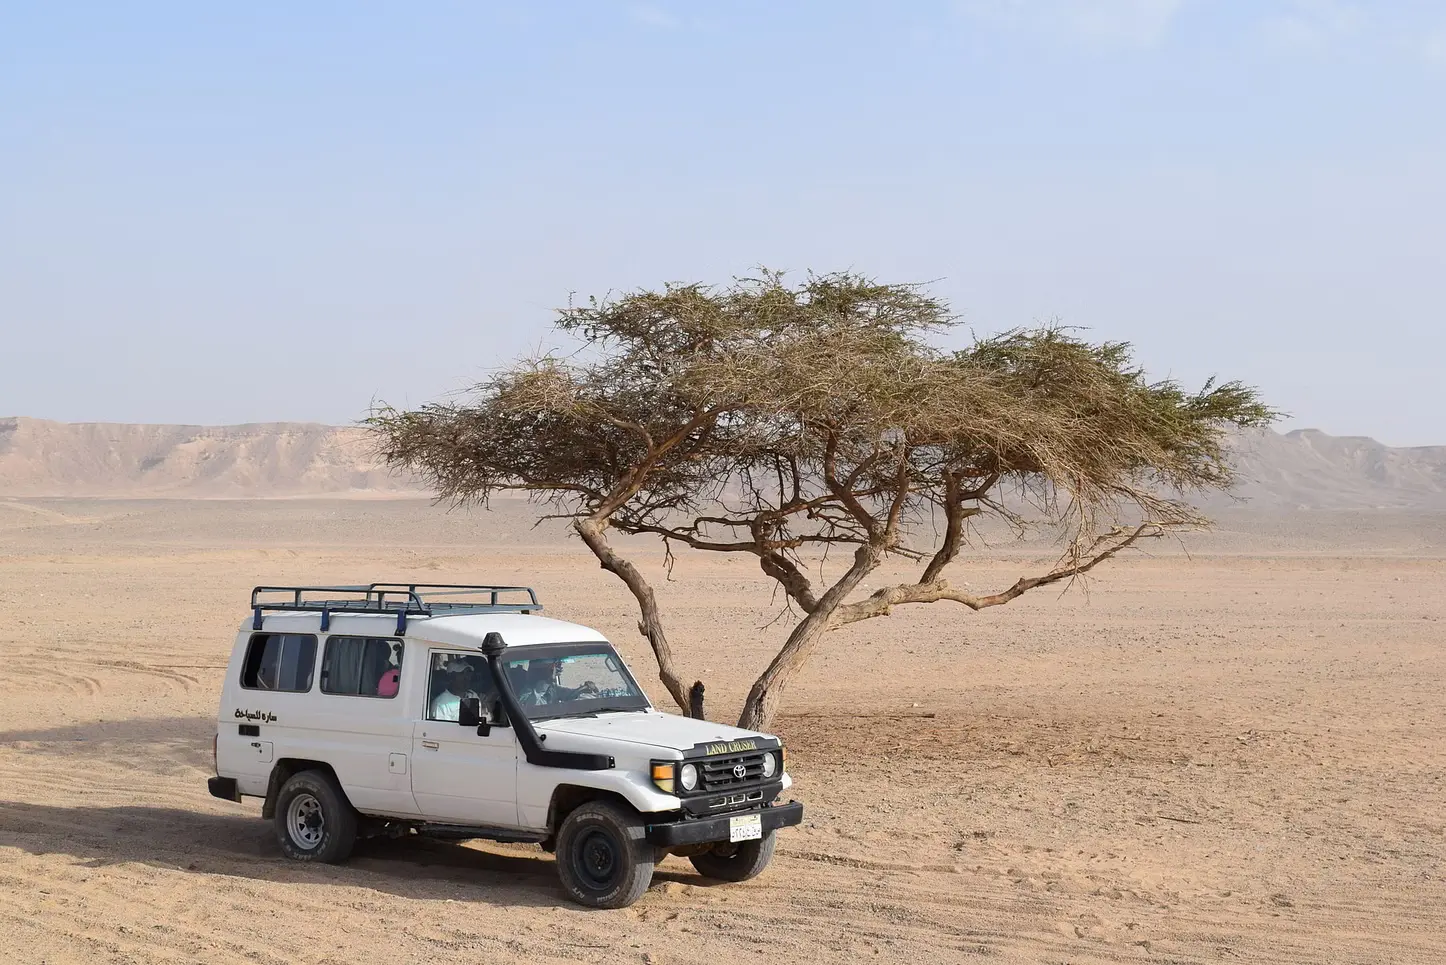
209,583,803,908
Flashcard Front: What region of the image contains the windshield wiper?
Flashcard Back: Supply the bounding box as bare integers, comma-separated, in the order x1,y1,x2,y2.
534,705,646,721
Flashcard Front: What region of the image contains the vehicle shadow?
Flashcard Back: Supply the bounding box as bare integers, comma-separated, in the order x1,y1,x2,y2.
1,715,218,773
1,715,709,906
0,799,562,907
0,716,215,744
0,798,706,907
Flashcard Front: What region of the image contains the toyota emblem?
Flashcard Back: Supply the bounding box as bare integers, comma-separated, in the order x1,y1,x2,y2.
733,763,747,779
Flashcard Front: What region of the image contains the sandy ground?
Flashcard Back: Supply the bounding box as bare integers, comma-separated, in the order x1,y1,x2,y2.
0,498,1443,965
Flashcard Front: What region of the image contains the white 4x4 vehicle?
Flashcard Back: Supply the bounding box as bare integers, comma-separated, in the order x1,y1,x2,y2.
210,584,803,908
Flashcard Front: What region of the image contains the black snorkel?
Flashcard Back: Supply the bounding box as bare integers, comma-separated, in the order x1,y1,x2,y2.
481,632,613,770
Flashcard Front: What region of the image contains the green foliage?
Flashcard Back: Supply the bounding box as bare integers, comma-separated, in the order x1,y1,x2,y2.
370,271,1278,552
371,271,1281,725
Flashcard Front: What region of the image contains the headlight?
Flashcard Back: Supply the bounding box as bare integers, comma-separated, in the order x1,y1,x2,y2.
679,763,698,791
762,751,778,778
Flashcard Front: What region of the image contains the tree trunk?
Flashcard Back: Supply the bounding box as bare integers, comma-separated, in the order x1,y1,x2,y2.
574,517,703,718
736,545,880,730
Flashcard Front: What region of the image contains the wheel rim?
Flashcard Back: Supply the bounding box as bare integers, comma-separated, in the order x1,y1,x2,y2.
574,827,620,890
286,792,325,849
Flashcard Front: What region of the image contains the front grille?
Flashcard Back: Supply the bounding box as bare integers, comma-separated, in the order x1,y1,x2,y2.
698,751,769,792
706,789,765,810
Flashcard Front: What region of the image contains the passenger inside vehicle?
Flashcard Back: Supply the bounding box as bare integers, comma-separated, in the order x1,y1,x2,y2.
427,653,494,721
375,641,402,697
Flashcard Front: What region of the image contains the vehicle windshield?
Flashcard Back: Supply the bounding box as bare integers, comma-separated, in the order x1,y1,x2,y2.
501,644,650,720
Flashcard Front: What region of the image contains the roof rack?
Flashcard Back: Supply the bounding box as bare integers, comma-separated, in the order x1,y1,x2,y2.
250,583,541,635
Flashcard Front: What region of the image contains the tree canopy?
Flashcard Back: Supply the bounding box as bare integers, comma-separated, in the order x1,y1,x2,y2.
370,272,1277,729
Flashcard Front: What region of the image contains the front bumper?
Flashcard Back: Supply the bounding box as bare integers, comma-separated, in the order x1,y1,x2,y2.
644,800,804,847
208,776,242,802
680,779,786,817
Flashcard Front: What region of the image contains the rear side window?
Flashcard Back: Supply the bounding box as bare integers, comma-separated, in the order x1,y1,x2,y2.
240,633,317,692
320,636,403,698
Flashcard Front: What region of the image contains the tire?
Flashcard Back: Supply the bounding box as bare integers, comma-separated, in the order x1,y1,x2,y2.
554,801,655,909
273,770,358,863
689,830,777,882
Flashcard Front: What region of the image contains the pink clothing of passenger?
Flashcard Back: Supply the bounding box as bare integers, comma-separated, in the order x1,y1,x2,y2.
377,668,400,697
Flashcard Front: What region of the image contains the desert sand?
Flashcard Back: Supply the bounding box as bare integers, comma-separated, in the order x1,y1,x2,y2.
1,498,1443,964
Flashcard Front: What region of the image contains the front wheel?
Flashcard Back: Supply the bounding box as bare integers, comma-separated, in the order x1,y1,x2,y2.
555,801,655,909
689,830,776,882
273,770,357,863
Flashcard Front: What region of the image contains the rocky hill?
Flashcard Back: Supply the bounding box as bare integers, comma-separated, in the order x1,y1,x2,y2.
0,417,420,497
2,417,1444,507
1214,428,1446,511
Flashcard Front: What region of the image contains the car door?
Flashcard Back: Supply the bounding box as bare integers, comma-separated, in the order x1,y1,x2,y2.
313,634,418,816
219,631,319,796
410,650,520,827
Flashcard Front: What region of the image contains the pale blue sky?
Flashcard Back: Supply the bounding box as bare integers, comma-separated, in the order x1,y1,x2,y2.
3,1,1443,444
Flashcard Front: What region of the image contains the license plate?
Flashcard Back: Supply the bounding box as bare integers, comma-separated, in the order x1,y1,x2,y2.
728,814,762,843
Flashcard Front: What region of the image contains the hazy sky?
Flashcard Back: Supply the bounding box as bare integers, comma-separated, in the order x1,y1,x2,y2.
3,2,1443,445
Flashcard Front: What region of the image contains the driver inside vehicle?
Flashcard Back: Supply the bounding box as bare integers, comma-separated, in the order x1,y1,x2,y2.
514,658,600,707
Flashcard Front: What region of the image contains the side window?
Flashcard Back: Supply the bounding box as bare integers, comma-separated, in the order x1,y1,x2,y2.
240,633,317,692
426,652,494,722
320,636,403,698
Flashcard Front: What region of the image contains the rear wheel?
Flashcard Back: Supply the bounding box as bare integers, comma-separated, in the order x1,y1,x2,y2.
555,801,654,909
689,830,776,882
273,770,357,863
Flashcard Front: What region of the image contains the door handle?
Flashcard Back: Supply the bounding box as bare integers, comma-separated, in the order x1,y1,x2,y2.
421,740,439,750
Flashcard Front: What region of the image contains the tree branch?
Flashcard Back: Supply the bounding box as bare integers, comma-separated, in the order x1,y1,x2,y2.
823,430,883,540
918,469,997,583
738,542,882,729
612,520,758,553
594,405,725,517
882,448,912,546
574,517,700,717
757,550,821,613
831,523,1161,628
691,484,894,532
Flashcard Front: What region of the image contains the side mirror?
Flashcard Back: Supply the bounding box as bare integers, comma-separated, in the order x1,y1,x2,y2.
458,696,481,728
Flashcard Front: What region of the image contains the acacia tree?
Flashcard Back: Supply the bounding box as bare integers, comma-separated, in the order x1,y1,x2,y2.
370,272,1275,730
